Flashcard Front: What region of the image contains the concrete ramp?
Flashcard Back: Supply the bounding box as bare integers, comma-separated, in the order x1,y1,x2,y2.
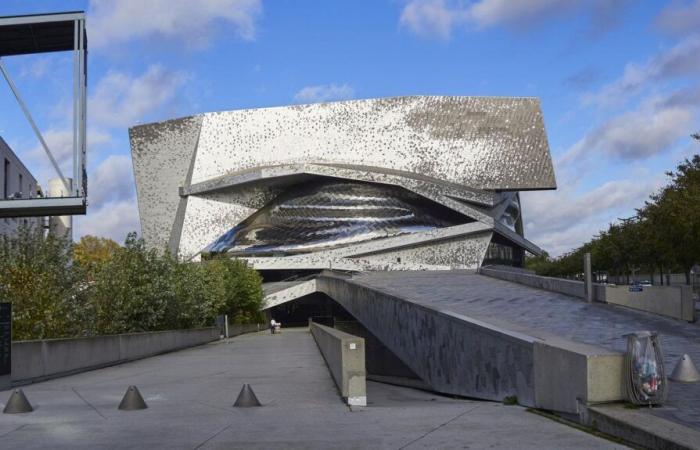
259,271,625,415
259,269,700,443
316,271,623,414
263,279,318,309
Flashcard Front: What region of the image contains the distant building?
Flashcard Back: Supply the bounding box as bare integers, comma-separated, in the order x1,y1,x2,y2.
130,96,557,271
0,136,41,237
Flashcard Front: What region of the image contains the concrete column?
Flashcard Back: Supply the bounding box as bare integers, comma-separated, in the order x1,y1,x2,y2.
48,177,73,241
584,252,593,303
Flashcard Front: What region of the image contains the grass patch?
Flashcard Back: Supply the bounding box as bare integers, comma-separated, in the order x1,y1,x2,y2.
502,396,518,405
526,408,642,449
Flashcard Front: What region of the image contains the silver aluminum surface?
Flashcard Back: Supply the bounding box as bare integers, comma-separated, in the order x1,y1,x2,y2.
129,96,556,270
205,180,470,256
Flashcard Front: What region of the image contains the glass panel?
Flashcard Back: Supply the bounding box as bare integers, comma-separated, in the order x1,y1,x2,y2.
498,194,520,232
204,180,470,256
483,234,525,267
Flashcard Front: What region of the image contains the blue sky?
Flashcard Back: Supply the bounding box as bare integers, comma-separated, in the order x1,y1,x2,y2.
1,0,699,256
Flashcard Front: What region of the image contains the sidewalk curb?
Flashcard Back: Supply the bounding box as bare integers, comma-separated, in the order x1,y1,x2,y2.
584,404,700,450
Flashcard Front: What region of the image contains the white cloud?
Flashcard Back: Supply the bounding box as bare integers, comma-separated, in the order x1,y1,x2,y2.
468,0,580,29
19,57,52,79
28,129,111,167
399,0,627,39
74,199,141,243
25,128,111,188
399,0,463,40
541,28,700,257
560,100,695,163
521,175,663,256
293,83,355,104
88,155,135,208
656,0,700,36
584,35,700,107
89,65,187,128
18,63,184,197
28,142,139,242
89,0,262,48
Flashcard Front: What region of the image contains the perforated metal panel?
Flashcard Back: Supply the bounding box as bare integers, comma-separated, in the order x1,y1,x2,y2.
130,96,555,269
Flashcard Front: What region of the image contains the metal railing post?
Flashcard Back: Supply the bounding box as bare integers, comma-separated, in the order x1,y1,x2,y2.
584,252,593,302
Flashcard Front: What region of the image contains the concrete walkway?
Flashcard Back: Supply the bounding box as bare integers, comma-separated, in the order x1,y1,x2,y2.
353,270,700,433
0,329,623,449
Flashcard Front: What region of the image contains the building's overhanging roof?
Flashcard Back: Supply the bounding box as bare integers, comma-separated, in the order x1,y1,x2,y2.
0,12,86,57
132,96,557,193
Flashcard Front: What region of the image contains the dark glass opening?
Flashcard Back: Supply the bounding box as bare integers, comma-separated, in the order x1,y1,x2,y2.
204,178,471,256
483,233,525,267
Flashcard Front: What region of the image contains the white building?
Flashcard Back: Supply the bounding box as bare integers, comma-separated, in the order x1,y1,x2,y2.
0,136,41,237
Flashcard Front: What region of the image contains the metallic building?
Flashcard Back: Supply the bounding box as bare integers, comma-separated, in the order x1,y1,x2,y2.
129,96,556,271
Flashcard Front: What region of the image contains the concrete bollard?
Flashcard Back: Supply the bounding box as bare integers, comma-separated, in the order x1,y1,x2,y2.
118,386,148,410
233,384,262,407
669,354,700,383
3,388,33,414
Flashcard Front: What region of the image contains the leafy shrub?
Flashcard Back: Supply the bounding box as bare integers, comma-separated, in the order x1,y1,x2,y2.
0,229,264,340
0,226,84,340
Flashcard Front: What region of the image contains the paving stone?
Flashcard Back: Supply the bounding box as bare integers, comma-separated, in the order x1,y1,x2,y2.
0,329,622,449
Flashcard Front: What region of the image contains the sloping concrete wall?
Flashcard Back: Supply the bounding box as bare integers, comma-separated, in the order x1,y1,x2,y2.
317,272,624,414
317,273,538,405
481,267,696,322
480,266,587,299
603,285,695,322
310,321,366,406
12,328,219,384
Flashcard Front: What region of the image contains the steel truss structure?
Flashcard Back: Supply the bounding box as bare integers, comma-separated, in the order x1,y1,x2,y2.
0,11,87,218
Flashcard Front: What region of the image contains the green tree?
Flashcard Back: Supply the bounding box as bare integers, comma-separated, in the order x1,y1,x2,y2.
73,235,121,279
0,225,84,340
528,153,699,284
88,233,176,334
1,228,265,340
643,156,700,283
216,258,265,324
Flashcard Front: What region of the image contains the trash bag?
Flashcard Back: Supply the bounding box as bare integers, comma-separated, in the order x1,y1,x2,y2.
624,331,667,406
